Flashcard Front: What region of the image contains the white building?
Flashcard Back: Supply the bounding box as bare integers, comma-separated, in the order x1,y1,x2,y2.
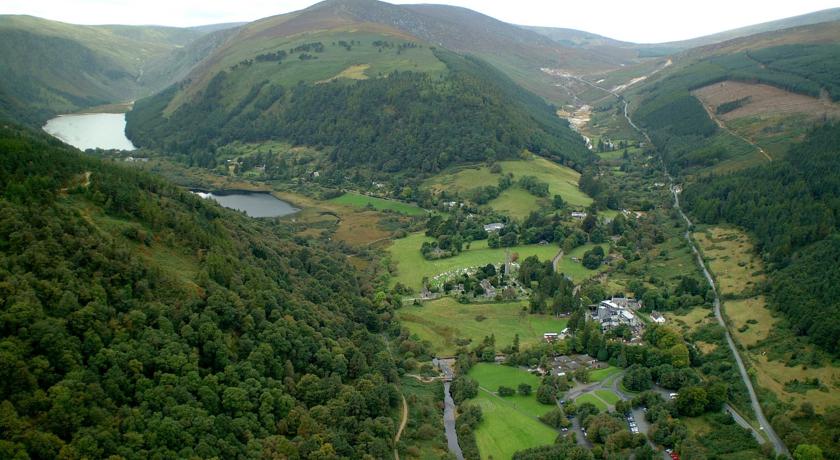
484,223,505,232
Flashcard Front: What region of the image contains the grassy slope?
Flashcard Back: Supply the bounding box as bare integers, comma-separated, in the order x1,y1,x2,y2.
329,192,427,216
397,298,567,355
424,157,593,214
168,28,447,114
389,233,560,290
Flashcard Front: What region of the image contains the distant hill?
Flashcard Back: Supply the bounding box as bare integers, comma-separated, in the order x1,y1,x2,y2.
0,15,237,124
126,0,592,175
640,7,840,53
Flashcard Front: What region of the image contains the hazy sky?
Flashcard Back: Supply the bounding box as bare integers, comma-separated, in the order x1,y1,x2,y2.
3,0,838,43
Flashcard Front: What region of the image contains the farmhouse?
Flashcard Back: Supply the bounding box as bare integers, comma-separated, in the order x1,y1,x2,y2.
571,211,588,220
544,332,560,342
651,311,666,324
484,222,505,232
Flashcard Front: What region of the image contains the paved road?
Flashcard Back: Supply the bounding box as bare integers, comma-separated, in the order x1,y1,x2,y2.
726,403,764,445
671,185,788,457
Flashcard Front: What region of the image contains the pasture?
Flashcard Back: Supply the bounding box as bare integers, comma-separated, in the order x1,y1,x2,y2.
328,191,427,216
423,157,593,211
471,392,557,460
575,393,608,411
468,364,557,459
388,232,560,290
397,298,567,355
555,243,610,281
693,226,764,297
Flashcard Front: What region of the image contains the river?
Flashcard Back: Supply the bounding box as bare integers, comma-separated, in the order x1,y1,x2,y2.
43,113,136,151
433,358,464,460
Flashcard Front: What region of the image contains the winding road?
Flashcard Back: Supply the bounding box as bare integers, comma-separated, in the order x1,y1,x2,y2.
558,70,789,456
671,187,788,457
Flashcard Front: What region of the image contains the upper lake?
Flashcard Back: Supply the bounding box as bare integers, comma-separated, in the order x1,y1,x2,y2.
43,113,136,151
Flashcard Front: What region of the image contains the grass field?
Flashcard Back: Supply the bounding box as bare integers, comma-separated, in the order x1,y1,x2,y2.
575,393,608,411
724,296,776,347
666,307,715,335
487,187,542,220
468,364,557,459
590,366,622,382
594,389,621,405
389,232,560,290
397,298,567,355
555,243,610,281
694,228,840,413
329,192,427,216
472,392,557,460
469,364,542,393
469,364,552,418
752,355,840,414
423,157,593,216
693,226,764,296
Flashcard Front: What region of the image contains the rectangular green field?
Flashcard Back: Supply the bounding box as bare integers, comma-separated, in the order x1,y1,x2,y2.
469,364,554,418
575,393,607,411
389,232,561,290
328,192,427,216
472,392,558,460
397,298,567,355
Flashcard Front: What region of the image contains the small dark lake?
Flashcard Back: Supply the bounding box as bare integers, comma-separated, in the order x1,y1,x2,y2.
194,191,299,218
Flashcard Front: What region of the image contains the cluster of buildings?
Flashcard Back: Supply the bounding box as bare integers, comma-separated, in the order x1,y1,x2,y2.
589,298,644,338
548,354,609,378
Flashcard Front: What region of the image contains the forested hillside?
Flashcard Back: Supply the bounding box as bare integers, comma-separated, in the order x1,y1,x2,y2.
632,43,840,171
0,125,405,458
127,48,590,174
684,123,840,354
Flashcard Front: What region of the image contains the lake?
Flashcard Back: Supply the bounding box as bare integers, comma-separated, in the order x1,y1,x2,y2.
43,113,136,151
194,191,299,218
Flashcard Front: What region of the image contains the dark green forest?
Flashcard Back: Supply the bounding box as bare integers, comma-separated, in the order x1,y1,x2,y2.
684,123,840,355
126,50,590,175
0,125,407,459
